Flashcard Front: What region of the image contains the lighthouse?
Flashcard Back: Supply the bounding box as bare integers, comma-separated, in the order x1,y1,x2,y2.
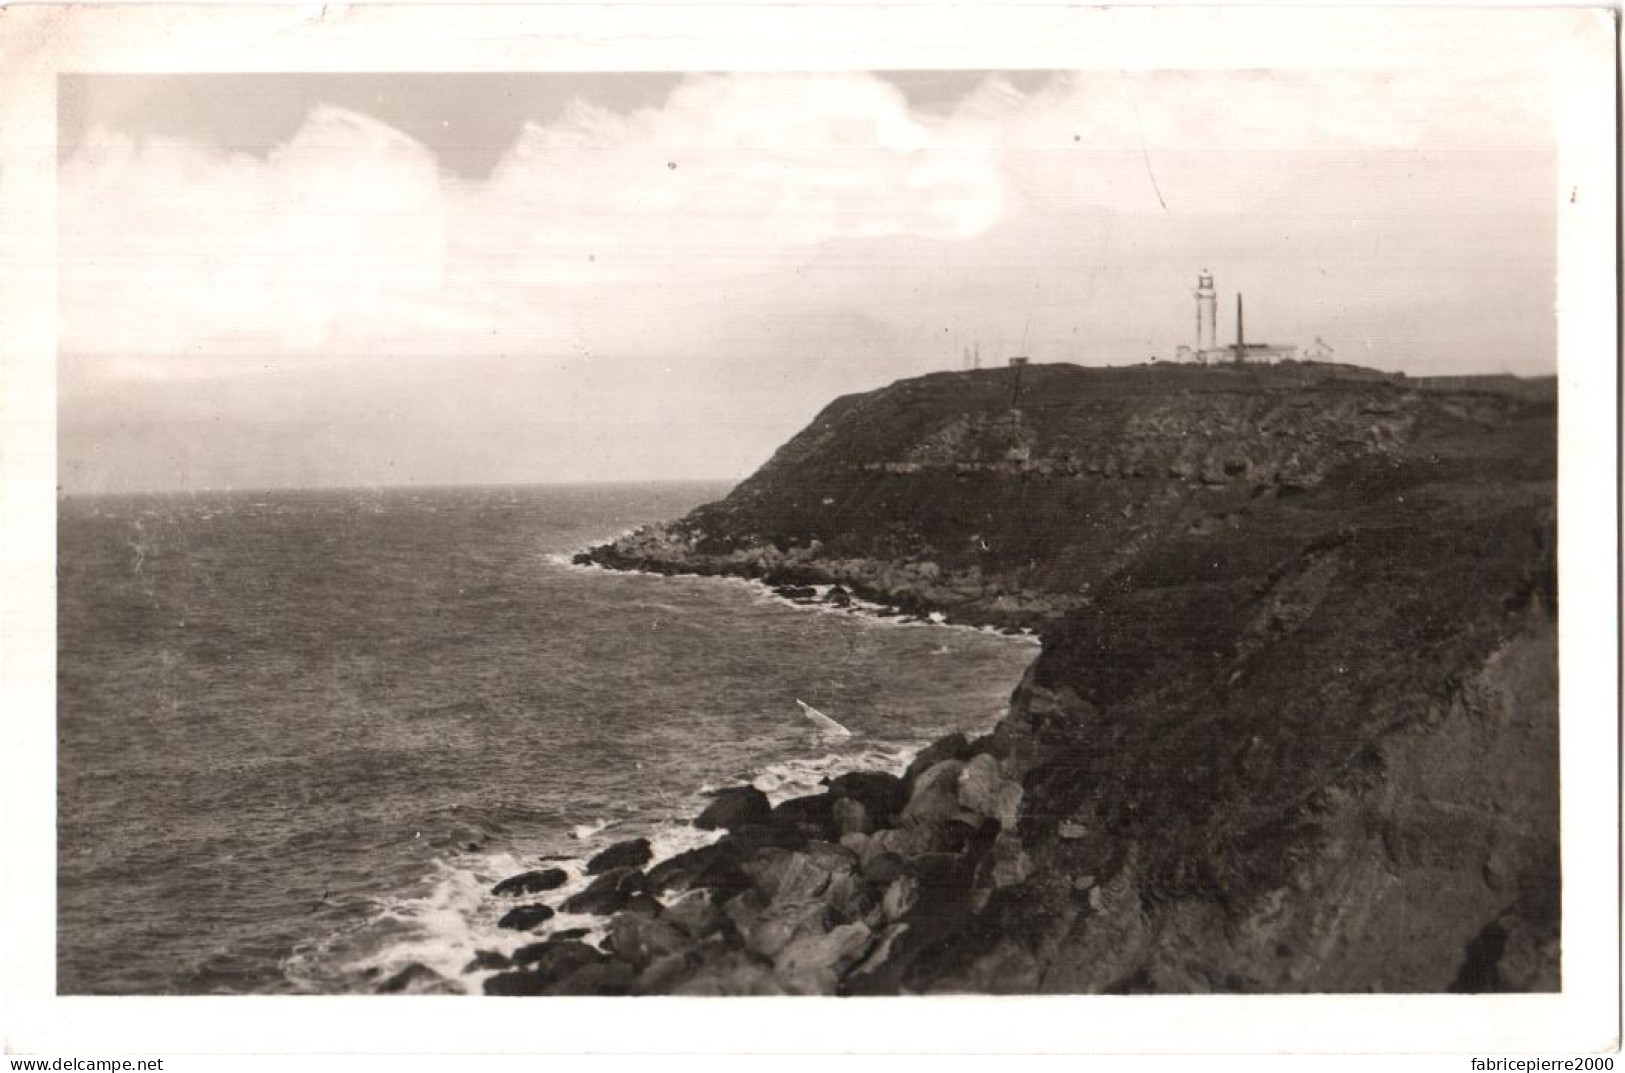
1195,271,1217,357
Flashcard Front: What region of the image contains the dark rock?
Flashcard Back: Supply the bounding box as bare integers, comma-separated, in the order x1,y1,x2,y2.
491,868,568,897
934,820,980,853
671,950,788,996
723,888,769,935
904,733,972,789
462,949,512,973
375,962,447,994
846,922,911,983
497,903,556,931
695,786,772,831
646,839,751,895
957,753,1024,829
620,892,664,917
770,793,839,843
861,850,909,885
775,921,874,994
823,870,878,925
907,852,977,913
482,969,548,995
825,585,853,608
511,938,607,979
730,820,811,853
827,771,909,825
605,912,689,969
882,874,920,921
742,899,831,960
663,890,726,940
748,850,834,903
774,585,819,601
635,947,707,992
833,797,873,836
562,866,646,916
549,928,590,942
865,825,937,860
803,840,859,875
571,552,594,566
900,759,981,827
547,958,636,996
586,837,653,875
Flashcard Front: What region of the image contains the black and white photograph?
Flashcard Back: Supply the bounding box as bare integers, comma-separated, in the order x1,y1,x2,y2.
0,0,1617,1060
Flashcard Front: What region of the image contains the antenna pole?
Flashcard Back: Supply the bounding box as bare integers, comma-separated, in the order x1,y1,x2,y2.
1235,293,1245,363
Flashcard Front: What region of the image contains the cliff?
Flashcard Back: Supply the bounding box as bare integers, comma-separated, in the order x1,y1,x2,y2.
528,360,1558,994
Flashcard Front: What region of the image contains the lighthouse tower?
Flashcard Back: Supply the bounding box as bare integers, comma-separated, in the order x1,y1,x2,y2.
1194,271,1217,359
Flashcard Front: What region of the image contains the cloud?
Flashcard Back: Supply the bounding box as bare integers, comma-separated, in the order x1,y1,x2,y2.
62,72,1018,362
57,69,1557,490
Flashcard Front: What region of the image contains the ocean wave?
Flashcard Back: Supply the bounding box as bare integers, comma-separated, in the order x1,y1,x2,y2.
328,731,942,993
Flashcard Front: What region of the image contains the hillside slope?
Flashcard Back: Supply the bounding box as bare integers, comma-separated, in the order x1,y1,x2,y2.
579,361,1558,993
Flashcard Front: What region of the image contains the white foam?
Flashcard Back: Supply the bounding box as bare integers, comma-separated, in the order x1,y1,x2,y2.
570,818,615,842
796,699,854,740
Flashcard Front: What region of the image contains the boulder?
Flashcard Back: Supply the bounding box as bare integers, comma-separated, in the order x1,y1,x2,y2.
746,849,836,904
491,868,569,897
956,754,1024,830
561,866,646,916
462,949,512,973
672,951,788,996
547,958,636,996
833,797,874,837
770,794,839,843
983,832,1032,891
662,890,726,940
497,903,556,931
847,922,911,982
933,820,980,853
882,875,920,921
634,948,706,993
742,899,831,960
619,892,664,917
774,922,874,993
375,962,452,994
511,938,607,980
907,852,976,917
774,585,819,601
823,870,879,926
860,850,909,886
694,786,772,831
645,839,750,895
803,840,859,876
482,970,548,995
865,826,937,862
904,733,972,789
605,912,690,969
827,771,908,825
586,837,653,875
899,759,981,827
723,888,769,935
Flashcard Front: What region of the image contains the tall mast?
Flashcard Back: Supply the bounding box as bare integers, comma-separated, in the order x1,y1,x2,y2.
1235,292,1245,362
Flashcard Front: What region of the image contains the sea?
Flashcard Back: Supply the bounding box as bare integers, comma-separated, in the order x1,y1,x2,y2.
56,482,1038,995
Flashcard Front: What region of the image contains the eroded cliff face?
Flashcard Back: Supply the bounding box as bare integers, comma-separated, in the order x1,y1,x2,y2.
578,362,1558,993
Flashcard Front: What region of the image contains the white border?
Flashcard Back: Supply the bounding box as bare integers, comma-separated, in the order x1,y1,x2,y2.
1,3,1617,1056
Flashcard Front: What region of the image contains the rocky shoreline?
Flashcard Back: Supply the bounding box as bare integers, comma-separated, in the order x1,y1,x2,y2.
575,525,1081,632
434,550,1043,996
463,728,1033,995
399,361,1559,995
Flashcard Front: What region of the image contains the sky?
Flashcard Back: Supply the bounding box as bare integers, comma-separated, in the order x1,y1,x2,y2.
57,68,1557,494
